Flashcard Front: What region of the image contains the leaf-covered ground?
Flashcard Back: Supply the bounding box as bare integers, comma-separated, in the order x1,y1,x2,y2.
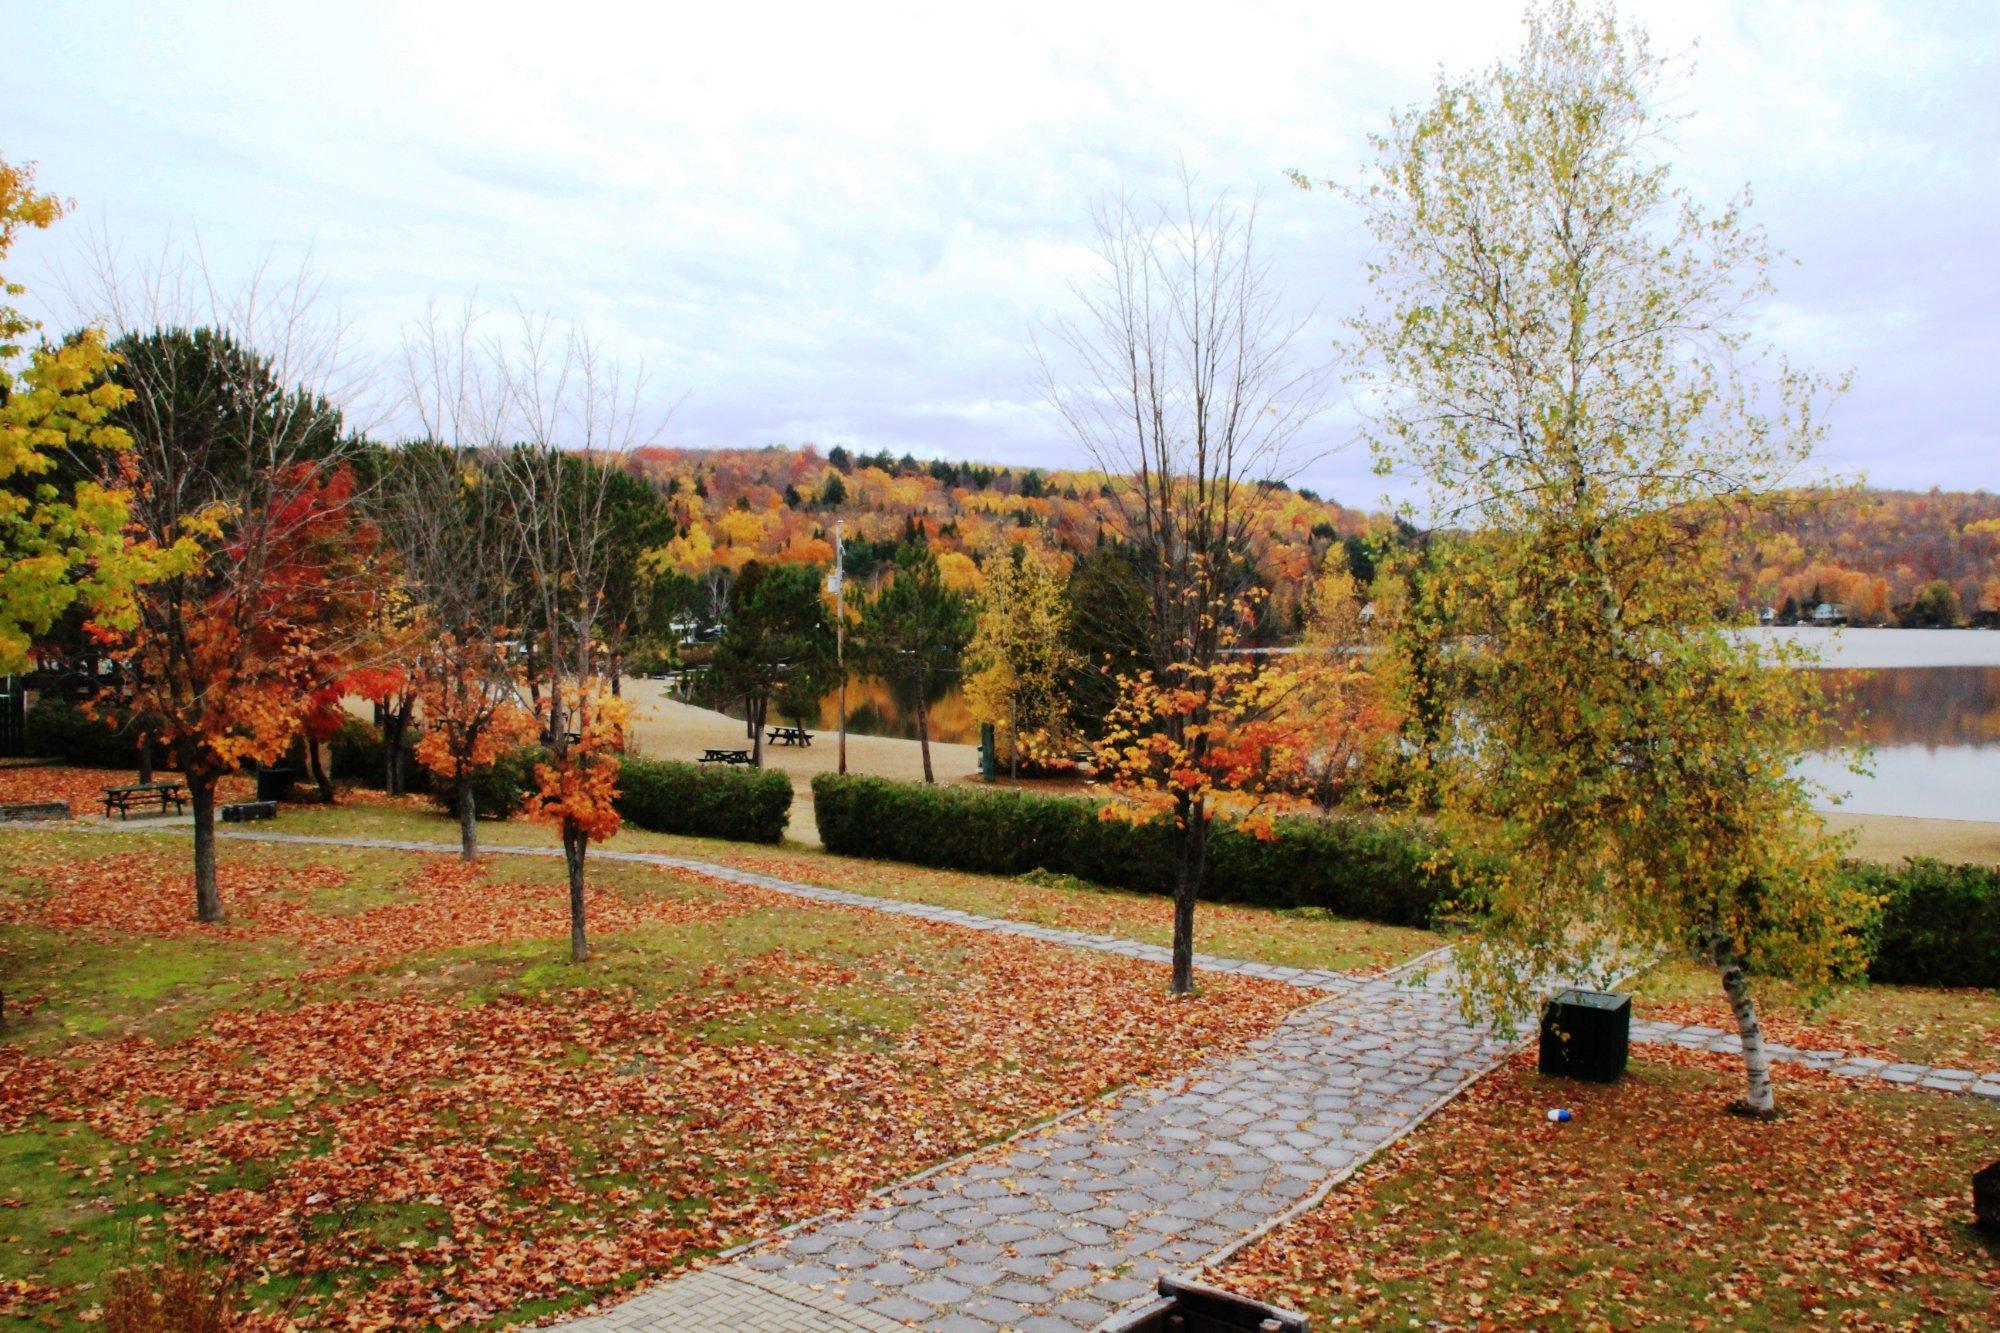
0,763,254,818
0,830,1302,1327
272,798,1440,974
1219,1046,2000,1329
1634,959,2000,1073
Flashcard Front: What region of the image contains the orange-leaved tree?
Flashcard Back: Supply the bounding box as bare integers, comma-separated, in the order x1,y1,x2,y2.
98,444,379,920
521,679,629,961
411,631,537,861
1094,603,1306,991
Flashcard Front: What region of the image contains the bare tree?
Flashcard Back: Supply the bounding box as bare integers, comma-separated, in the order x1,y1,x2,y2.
496,310,648,962
380,305,532,856
1036,179,1331,994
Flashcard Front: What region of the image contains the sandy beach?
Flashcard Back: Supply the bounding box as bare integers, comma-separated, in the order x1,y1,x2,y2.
621,680,981,845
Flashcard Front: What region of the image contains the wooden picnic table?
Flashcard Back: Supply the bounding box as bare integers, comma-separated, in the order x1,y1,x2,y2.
699,748,754,766
102,780,187,820
765,726,814,747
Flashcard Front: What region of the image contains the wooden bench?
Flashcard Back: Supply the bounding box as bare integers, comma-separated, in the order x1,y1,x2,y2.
698,748,754,766
102,782,187,820
766,726,814,747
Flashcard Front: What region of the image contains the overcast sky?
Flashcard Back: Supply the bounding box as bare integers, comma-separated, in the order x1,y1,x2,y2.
10,0,1996,507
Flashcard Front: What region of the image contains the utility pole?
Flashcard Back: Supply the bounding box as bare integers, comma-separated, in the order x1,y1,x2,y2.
832,521,848,774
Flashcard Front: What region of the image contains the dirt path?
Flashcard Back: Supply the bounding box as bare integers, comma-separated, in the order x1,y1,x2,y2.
620,681,984,846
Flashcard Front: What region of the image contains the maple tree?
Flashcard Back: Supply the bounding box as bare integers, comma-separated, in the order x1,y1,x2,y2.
85,313,376,920
1337,0,1873,1113
1278,558,1396,812
964,543,1079,780
0,156,149,674
856,541,975,784
1093,615,1306,986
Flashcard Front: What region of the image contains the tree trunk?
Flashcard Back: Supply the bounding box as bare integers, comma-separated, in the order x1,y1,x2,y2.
1710,932,1777,1116
1009,699,1019,784
191,778,222,922
751,696,765,767
917,684,934,784
1168,797,1206,995
457,781,478,862
308,738,334,803
137,733,155,785
564,826,589,962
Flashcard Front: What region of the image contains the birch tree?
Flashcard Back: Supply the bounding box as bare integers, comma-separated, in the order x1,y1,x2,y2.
1328,0,1871,1115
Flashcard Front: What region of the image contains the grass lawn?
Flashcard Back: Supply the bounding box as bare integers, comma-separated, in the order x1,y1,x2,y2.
1219,1046,2000,1329
0,825,1303,1327
1632,959,2000,1073
268,796,1442,975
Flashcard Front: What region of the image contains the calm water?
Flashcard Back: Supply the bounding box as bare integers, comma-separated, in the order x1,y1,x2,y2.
1758,629,2000,822
751,630,2000,822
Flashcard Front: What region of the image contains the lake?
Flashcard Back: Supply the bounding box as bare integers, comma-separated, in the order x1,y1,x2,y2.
1766,629,2000,823
747,629,2000,823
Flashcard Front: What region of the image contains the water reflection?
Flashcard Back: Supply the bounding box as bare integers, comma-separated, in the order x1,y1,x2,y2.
1821,666,2000,750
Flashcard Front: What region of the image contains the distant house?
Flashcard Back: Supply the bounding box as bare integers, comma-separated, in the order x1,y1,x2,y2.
1810,602,1848,626
1756,605,1778,625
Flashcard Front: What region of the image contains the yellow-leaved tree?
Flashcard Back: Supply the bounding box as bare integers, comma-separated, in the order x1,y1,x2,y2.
1327,0,1873,1115
0,157,144,670
964,544,1078,780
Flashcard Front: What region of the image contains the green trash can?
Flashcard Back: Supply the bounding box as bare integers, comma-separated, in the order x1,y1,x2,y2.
979,722,997,781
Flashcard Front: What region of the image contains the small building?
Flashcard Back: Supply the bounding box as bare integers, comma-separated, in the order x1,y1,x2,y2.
1810,602,1848,626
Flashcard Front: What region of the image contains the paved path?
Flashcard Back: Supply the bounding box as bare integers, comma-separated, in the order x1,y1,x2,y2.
561,956,1508,1333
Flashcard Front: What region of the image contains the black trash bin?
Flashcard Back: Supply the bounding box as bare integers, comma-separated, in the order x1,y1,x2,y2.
1539,988,1631,1083
255,766,297,803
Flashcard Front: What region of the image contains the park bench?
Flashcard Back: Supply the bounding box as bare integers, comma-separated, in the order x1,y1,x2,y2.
101,781,187,820
765,726,814,747
698,748,754,766
221,800,278,823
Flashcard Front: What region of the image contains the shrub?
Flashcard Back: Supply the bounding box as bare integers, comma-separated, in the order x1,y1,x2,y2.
616,757,791,844
426,745,547,821
812,774,1449,927
23,696,140,768
1849,858,2000,989
327,718,385,785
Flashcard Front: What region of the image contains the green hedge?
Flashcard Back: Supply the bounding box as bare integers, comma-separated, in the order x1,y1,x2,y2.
1852,858,2000,989
811,774,1447,927
616,757,792,844
23,697,140,768
327,718,429,793
426,745,548,821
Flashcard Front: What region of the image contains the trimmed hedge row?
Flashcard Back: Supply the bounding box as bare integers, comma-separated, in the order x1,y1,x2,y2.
813,774,2000,989
426,745,548,821
811,773,1448,928
1851,858,2000,989
618,756,792,844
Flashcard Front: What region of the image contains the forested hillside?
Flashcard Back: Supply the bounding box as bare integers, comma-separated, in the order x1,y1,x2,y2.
626,444,1385,636
1728,489,2000,625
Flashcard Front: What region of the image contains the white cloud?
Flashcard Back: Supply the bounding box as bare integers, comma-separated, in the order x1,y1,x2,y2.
10,0,1996,500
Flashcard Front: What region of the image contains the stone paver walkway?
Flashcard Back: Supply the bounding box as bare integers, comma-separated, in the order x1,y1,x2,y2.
1632,1017,2000,1099
561,955,1506,1332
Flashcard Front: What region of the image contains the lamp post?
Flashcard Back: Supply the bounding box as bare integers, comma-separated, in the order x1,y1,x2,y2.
832,521,847,775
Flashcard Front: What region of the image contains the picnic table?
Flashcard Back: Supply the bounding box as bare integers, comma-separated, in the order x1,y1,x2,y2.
102,781,187,820
698,748,755,766
765,726,814,747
